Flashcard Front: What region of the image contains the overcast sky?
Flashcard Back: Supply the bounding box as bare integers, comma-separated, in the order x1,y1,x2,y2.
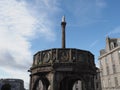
0,0,120,89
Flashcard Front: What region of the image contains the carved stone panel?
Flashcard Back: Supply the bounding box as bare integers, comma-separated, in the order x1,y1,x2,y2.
42,51,51,64
38,53,42,65
58,50,69,62
77,51,86,62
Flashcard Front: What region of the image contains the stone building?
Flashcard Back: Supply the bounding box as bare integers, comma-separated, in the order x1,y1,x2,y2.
0,79,25,90
94,67,102,90
99,37,120,90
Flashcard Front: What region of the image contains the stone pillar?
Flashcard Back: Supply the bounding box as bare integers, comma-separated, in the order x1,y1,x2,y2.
29,75,32,90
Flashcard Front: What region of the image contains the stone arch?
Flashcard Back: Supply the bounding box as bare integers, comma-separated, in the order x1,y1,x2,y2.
33,76,50,90
73,80,82,90
59,75,85,90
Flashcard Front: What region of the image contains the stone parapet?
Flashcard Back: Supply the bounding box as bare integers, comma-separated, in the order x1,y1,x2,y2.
32,48,95,67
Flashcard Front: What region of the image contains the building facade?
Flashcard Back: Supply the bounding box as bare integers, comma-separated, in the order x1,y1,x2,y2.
0,79,25,90
99,37,120,90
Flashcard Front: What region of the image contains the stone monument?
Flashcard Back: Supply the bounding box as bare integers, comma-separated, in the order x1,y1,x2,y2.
29,16,96,90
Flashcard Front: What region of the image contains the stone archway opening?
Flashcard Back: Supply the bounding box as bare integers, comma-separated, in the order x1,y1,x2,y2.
33,77,50,90
36,80,43,90
72,80,82,90
60,76,84,90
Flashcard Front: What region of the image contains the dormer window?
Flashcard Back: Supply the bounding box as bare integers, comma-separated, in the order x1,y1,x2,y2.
110,42,117,49
110,42,114,49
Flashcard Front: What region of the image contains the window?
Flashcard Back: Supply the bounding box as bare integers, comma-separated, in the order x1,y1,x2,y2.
105,57,108,65
113,64,116,73
100,61,103,76
102,80,105,88
105,57,109,75
110,42,117,49
111,53,115,64
114,77,118,87
106,66,109,75
118,50,120,64
108,78,111,87
111,42,114,49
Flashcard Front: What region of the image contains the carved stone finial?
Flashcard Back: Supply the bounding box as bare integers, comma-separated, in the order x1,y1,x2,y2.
62,16,65,22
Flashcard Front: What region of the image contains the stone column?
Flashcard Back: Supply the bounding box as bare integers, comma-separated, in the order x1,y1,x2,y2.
61,16,66,48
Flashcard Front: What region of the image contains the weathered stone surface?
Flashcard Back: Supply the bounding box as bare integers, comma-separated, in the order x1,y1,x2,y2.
29,48,96,90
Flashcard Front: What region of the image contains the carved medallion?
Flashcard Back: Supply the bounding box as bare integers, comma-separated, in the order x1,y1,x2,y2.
43,52,51,63
59,51,69,62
